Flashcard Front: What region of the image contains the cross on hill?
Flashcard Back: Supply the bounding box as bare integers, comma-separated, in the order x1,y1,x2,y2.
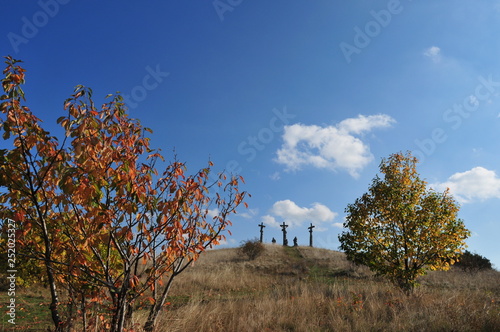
280,222,288,246
258,222,266,243
308,223,315,247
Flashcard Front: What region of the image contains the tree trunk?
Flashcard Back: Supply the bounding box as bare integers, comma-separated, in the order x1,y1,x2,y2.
143,275,175,332
46,261,63,331
41,217,62,331
124,302,133,330
110,290,129,332
81,293,87,332
64,286,75,332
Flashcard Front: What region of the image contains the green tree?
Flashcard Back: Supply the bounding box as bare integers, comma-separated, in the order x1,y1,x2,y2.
339,152,470,294
454,250,493,273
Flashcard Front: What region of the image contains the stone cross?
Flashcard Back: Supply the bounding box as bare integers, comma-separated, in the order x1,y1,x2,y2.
280,221,288,246
258,222,266,243
308,223,315,247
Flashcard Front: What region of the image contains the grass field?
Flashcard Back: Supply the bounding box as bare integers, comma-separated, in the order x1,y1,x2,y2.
1,244,499,331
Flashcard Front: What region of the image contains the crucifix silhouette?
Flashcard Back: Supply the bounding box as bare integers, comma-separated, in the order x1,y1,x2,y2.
258,222,266,243
308,223,315,247
280,222,288,246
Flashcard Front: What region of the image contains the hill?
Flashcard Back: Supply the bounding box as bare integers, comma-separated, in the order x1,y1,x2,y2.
136,245,499,331
1,245,499,331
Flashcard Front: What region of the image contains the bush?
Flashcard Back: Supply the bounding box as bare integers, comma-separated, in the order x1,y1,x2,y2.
240,239,265,260
454,250,492,273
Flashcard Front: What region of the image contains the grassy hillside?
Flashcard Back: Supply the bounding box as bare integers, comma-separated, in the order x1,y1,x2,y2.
140,245,500,332
2,245,499,331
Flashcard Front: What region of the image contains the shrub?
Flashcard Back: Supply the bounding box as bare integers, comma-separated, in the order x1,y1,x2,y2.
454,250,493,273
240,239,265,260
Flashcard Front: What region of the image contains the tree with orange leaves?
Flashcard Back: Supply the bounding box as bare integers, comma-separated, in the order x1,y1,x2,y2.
0,56,248,331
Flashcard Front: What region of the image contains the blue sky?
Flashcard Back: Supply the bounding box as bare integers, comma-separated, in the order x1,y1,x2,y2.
2,0,500,269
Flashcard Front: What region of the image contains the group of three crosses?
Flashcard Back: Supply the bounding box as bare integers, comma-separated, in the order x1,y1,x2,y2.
259,222,315,247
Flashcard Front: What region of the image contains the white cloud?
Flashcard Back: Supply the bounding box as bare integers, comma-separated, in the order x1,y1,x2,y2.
338,114,394,134
261,215,278,227
424,46,441,62
261,199,337,229
207,208,219,219
238,208,259,219
275,114,395,177
216,238,237,247
333,216,347,229
431,167,500,203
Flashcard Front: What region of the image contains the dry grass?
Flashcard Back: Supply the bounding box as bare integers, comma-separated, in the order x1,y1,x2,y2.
127,245,500,331
3,245,499,331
